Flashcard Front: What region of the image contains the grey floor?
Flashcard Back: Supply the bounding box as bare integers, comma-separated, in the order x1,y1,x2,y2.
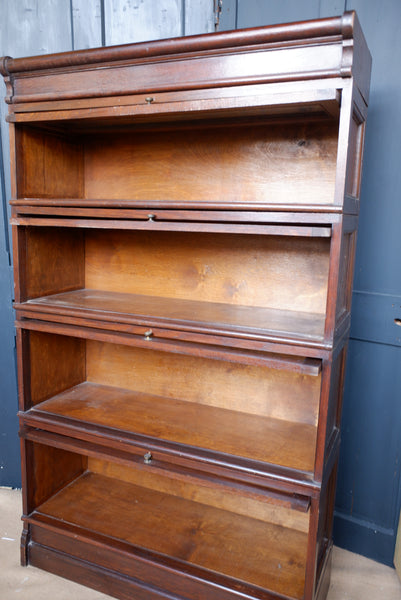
1,488,400,599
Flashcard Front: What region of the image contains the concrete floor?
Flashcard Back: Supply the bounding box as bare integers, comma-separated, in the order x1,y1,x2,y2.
1,487,401,599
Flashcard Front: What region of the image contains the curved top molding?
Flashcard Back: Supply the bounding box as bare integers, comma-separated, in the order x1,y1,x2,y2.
0,13,349,76
0,11,371,109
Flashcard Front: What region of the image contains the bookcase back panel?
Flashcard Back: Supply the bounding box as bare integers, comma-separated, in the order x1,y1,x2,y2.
19,227,330,317
88,457,310,533
15,118,338,207
84,120,338,205
86,339,320,425
85,230,330,314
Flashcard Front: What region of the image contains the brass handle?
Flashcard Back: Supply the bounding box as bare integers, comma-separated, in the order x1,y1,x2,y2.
145,96,154,104
144,451,152,464
144,329,153,340
147,213,155,221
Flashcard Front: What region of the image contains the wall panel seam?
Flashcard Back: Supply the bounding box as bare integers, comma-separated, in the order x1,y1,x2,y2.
69,0,75,51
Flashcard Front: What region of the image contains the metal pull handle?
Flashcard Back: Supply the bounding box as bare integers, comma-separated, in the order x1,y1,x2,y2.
144,452,152,464
145,96,154,104
147,214,155,221
144,329,153,340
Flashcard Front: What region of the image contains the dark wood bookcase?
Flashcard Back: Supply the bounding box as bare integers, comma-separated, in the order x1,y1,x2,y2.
1,11,371,600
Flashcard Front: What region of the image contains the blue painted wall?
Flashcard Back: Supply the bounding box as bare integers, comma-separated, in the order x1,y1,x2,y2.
0,118,19,488
334,0,401,566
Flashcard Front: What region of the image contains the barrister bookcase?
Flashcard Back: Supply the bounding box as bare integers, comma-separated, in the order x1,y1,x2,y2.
1,11,371,600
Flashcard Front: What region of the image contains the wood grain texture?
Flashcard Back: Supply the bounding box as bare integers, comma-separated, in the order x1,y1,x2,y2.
10,218,333,239
2,13,347,74
10,205,338,223
89,457,310,532
6,89,341,130
25,289,327,342
25,440,86,512
84,121,338,205
345,112,364,198
29,330,85,406
24,227,84,299
16,127,83,198
6,80,341,118
86,339,320,425
37,470,308,598
27,532,273,600
34,381,317,472
85,230,330,315
5,42,344,106
16,316,331,368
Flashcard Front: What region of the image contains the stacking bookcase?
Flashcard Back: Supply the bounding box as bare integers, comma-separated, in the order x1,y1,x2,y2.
1,11,371,600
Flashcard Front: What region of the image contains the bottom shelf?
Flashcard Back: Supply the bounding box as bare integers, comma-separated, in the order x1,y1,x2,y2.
31,466,308,599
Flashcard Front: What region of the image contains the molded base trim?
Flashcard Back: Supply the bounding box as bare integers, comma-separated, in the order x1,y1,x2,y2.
27,524,286,600
29,542,183,600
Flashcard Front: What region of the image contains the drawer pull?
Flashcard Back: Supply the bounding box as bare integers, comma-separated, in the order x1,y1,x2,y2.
144,329,153,340
145,96,154,104
144,452,153,464
147,213,156,221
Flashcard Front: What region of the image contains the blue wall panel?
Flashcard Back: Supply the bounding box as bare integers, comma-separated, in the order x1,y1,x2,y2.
335,339,401,564
333,0,401,565
0,116,19,488
237,0,320,28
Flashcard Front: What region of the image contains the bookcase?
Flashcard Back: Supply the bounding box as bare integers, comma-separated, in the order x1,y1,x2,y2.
1,11,371,600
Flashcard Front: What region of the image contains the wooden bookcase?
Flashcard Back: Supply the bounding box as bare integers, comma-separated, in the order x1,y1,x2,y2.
1,11,371,600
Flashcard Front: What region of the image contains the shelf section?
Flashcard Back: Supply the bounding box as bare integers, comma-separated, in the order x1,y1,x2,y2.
34,470,308,599
30,381,317,473
22,289,326,344
11,197,346,214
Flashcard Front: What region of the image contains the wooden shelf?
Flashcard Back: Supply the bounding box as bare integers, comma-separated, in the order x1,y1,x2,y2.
22,289,326,344
32,381,317,473
11,196,346,214
34,470,308,599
